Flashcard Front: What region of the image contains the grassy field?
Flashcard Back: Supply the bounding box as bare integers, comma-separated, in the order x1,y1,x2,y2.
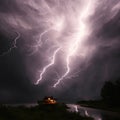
0,104,93,120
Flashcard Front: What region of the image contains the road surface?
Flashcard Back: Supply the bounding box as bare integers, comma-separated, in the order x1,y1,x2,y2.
67,104,120,120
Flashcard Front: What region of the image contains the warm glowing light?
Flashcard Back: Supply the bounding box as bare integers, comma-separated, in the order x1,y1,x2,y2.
43,96,57,104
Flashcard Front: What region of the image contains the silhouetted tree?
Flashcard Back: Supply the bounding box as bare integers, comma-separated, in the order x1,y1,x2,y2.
101,80,120,107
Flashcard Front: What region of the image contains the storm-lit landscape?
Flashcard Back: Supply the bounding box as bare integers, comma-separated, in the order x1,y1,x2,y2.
0,0,120,120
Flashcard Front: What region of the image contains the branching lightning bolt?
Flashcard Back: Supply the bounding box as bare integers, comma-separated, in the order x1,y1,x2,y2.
35,11,64,85
37,28,51,47
30,18,63,55
0,32,20,56
28,28,51,55
53,0,94,87
35,47,61,85
35,0,95,87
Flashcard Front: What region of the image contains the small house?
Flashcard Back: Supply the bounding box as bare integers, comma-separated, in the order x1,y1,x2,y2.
43,96,57,104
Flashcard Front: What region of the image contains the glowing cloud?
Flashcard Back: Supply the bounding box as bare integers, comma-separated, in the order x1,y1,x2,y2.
35,0,96,87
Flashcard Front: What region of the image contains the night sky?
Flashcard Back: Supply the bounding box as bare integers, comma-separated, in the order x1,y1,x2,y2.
0,0,120,104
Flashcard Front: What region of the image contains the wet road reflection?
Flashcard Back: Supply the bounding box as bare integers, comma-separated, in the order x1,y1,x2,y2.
67,104,120,120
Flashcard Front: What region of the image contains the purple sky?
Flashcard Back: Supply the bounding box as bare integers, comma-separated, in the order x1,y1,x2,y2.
0,0,120,103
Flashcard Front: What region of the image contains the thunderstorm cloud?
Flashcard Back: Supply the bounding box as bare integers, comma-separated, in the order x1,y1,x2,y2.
0,0,120,103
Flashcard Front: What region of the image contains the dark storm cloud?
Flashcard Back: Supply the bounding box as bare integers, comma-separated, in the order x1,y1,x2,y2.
57,0,120,101
0,0,120,103
0,0,24,15
99,11,120,39
0,0,41,36
0,33,38,103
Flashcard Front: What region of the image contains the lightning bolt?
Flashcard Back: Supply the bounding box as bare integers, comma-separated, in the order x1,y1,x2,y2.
27,28,51,56
34,0,95,87
29,17,64,55
36,28,51,47
34,11,64,84
53,0,95,87
35,47,61,85
0,32,20,56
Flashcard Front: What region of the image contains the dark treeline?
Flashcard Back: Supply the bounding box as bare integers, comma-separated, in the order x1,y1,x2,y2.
101,79,120,107
77,79,120,112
